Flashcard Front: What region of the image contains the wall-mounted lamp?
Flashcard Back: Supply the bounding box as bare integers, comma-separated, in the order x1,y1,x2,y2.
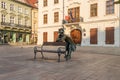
82,28,86,36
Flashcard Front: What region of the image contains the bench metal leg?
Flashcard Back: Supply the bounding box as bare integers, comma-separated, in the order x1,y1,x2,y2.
41,52,44,59
64,52,68,61
58,53,61,62
34,52,36,59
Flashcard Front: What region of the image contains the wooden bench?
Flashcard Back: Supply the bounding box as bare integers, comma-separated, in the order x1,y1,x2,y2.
33,42,67,62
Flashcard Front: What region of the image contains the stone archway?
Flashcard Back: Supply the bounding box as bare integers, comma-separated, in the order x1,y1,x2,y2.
70,29,82,44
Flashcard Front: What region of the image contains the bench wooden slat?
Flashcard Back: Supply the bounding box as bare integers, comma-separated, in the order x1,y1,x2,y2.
43,42,66,46
36,50,66,53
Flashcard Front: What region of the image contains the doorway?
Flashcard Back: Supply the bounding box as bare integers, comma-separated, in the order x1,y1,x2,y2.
70,29,82,44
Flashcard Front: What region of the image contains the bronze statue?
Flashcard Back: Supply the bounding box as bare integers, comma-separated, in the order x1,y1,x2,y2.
56,28,76,60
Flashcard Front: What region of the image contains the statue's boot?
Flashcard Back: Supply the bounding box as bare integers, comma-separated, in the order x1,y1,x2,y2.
64,55,69,61
67,55,71,60
64,55,67,58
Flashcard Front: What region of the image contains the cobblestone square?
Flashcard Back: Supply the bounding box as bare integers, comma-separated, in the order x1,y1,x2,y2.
0,46,120,80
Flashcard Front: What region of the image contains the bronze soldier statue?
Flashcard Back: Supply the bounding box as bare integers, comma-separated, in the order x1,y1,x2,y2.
56,28,76,60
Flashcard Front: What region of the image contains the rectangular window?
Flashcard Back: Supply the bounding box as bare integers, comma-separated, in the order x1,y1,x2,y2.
54,12,59,22
18,6,22,13
106,0,114,14
10,32,13,39
90,28,98,44
19,33,22,39
18,18,22,25
25,9,28,14
10,16,15,24
1,2,6,9
33,23,36,32
43,0,47,7
54,0,59,4
90,3,97,17
54,31,58,42
105,27,114,44
1,14,5,23
43,14,48,24
10,4,14,11
25,20,28,26
43,32,47,42
23,34,26,42
68,7,80,23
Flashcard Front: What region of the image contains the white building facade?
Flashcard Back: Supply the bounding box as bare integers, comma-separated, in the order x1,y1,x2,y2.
38,0,120,47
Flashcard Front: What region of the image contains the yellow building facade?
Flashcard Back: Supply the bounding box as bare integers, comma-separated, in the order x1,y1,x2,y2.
31,3,38,44
0,0,32,45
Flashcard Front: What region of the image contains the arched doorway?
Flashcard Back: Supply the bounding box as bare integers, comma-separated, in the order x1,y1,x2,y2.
70,29,82,44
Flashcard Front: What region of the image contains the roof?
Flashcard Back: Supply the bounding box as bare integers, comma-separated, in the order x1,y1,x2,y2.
13,0,32,7
25,0,38,8
14,0,38,8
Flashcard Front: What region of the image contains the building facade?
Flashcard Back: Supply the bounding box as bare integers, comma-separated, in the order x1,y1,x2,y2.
25,0,38,44
38,0,120,47
31,1,38,44
0,0,32,45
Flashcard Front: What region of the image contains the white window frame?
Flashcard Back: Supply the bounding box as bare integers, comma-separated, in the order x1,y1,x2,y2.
10,4,14,11
1,14,5,22
18,6,22,13
18,18,22,25
1,1,6,9
25,9,29,14
25,19,28,26
10,16,15,24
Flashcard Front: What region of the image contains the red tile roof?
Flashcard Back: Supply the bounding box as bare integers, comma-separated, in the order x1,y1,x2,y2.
25,0,38,8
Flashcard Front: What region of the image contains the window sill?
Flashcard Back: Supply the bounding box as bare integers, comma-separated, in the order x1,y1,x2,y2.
54,3,59,5
89,16,98,19
104,13,115,16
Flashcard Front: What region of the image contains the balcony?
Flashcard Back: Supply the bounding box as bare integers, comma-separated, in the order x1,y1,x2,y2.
17,24,31,29
0,22,31,29
1,22,10,26
67,17,80,23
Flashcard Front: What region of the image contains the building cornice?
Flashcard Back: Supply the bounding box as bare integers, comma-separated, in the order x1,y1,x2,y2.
67,2,81,9
1,10,8,15
84,18,120,24
38,25,62,29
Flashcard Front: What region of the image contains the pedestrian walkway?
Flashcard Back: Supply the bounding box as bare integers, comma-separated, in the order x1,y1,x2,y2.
77,46,120,56
1,45,120,55
0,44,36,48
0,46,120,80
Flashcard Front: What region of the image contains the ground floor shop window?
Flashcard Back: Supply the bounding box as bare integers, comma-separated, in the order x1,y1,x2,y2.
23,34,26,42
19,33,23,42
0,30,30,44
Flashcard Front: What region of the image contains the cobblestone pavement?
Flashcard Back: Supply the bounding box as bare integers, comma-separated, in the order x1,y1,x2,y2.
0,46,120,80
